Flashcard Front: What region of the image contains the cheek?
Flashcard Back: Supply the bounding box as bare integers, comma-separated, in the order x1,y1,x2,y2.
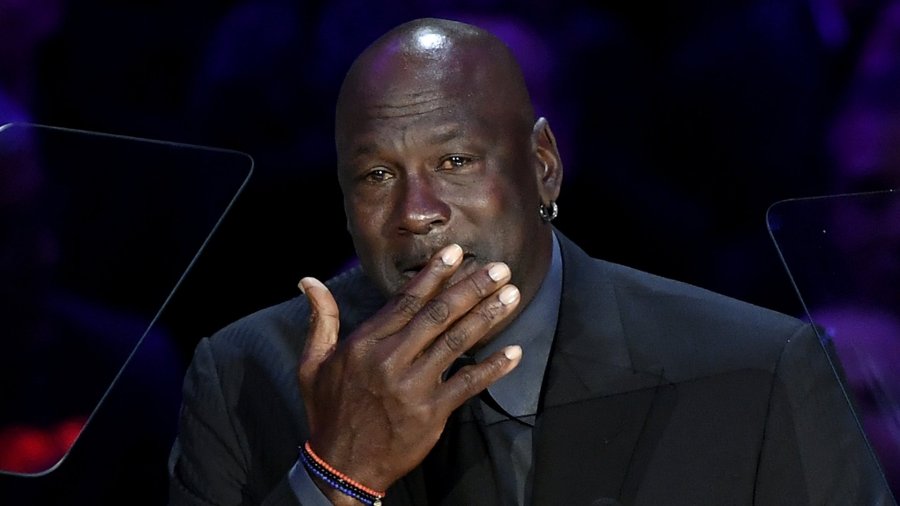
461,182,537,255
346,194,385,232
456,175,530,214
483,179,534,223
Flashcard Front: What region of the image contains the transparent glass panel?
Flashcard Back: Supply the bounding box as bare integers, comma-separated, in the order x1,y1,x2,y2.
767,189,900,496
0,123,252,476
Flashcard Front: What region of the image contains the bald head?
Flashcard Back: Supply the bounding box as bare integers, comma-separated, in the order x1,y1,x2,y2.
335,18,535,153
333,17,563,301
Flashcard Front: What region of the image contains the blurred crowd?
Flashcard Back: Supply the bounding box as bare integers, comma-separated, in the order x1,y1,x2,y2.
2,0,899,503
2,0,897,316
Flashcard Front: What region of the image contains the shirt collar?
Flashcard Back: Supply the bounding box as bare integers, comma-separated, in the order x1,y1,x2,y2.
474,231,562,420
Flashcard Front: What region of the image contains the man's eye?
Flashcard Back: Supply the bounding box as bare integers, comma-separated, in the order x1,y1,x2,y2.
365,168,393,182
439,156,470,170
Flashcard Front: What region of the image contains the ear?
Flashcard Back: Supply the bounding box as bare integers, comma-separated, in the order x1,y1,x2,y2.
531,117,563,205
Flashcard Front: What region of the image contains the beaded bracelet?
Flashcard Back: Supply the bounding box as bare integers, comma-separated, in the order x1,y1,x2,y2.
299,441,386,506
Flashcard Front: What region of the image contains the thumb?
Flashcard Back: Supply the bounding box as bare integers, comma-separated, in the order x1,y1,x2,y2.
297,277,340,390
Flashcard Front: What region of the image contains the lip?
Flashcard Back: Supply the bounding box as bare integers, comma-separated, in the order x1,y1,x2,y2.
398,256,430,278
399,252,477,281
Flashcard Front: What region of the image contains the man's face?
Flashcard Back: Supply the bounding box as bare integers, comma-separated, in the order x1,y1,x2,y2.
335,56,546,297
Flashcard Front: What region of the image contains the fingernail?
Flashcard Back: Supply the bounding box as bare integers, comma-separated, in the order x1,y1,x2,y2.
504,345,522,361
299,277,325,294
442,244,463,265
488,263,510,281
498,285,519,305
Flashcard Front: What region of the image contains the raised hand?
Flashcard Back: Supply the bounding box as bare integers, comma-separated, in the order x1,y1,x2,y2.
297,243,523,497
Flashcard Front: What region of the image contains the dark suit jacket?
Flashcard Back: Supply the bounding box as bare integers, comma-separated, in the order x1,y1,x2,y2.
169,232,895,505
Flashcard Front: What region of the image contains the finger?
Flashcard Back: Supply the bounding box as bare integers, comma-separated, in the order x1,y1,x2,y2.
435,345,523,412
368,243,465,337
297,277,340,390
410,283,520,377
394,262,514,362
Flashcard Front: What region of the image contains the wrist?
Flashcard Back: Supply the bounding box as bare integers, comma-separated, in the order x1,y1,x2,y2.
309,474,364,506
300,440,386,506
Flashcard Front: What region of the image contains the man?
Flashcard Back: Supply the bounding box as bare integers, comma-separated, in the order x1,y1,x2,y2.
168,17,894,505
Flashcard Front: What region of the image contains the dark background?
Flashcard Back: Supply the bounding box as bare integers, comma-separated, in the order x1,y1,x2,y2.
2,0,898,503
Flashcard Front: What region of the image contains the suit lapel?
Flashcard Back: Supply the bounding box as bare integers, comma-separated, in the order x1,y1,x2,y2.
419,398,501,505
531,233,676,505
335,241,677,504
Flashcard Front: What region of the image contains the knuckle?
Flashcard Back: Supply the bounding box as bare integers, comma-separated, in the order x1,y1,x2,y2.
423,298,451,325
442,326,470,354
481,356,505,381
393,291,424,318
458,367,479,393
373,354,394,376
475,301,502,325
464,275,490,298
407,403,435,426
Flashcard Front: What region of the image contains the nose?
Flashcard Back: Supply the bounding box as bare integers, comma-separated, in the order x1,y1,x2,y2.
395,173,450,235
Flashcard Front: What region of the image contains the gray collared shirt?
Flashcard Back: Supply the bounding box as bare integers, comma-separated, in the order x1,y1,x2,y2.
471,232,562,505
476,231,562,420
291,232,563,505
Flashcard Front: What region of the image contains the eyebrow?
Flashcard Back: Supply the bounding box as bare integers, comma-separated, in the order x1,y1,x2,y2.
426,125,463,145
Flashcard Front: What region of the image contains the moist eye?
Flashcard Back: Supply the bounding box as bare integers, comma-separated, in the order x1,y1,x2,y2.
365,168,392,182
449,156,466,167
440,155,470,170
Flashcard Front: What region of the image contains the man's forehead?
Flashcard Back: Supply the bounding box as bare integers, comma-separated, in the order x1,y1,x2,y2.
347,117,471,144
338,106,492,161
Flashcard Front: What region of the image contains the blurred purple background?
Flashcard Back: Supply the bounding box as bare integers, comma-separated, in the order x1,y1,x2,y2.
2,0,899,503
